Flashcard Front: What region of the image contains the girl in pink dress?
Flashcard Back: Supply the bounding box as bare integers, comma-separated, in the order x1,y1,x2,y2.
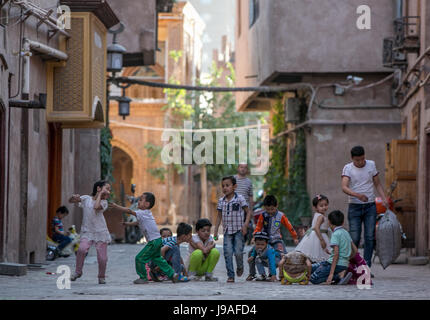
68,180,112,284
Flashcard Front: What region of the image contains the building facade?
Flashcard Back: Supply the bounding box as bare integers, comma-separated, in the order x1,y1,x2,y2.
0,0,123,264
235,0,402,231
382,0,430,256
108,1,205,238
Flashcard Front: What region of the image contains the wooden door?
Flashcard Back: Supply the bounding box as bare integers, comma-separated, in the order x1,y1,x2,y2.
47,123,63,237
385,140,417,248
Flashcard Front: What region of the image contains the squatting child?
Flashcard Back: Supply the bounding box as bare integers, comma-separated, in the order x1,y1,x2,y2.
247,195,298,281
160,222,193,282
188,218,220,281
247,232,281,282
51,206,72,257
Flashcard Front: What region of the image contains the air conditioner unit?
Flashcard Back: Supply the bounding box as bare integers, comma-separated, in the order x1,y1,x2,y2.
284,98,301,123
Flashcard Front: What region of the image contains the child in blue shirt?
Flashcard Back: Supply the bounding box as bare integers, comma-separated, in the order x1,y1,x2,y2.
310,210,357,285
247,232,281,282
52,206,72,256
160,223,193,282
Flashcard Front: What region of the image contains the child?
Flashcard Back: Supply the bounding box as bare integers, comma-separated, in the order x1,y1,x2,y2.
160,222,193,282
278,251,312,285
148,227,173,281
345,252,371,285
160,227,173,238
247,195,298,281
52,206,72,256
295,194,331,263
247,232,281,282
310,210,357,285
109,192,179,284
188,218,220,281
68,180,112,284
214,176,251,283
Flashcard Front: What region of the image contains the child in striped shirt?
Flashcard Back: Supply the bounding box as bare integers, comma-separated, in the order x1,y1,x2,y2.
160,223,193,282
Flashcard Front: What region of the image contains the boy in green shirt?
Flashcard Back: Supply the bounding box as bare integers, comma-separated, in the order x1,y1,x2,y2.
310,210,357,285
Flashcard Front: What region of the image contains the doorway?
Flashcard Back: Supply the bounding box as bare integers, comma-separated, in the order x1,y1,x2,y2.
47,123,63,237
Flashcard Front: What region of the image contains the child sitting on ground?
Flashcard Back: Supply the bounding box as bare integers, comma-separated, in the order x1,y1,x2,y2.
247,195,298,281
247,232,281,282
51,206,72,257
160,223,193,282
278,251,312,285
188,218,220,281
310,210,357,285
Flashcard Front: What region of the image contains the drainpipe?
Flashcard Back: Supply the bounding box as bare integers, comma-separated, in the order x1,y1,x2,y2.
395,0,403,20
21,39,31,100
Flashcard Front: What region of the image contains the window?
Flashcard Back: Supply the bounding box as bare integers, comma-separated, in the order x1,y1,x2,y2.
249,0,259,28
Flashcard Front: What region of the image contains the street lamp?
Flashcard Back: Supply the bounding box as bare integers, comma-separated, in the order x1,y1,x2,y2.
118,93,131,120
107,23,126,73
114,83,132,120
106,22,133,121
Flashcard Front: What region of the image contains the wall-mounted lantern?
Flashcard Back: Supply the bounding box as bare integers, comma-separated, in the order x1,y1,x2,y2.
107,23,126,73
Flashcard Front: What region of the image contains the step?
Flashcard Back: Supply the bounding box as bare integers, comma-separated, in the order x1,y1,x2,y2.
0,262,27,276
408,256,429,266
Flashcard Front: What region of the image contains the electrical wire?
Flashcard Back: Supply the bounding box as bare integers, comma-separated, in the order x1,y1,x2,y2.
109,119,269,133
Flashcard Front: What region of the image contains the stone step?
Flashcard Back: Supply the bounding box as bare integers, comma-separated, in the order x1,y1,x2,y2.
408,256,429,266
0,262,27,276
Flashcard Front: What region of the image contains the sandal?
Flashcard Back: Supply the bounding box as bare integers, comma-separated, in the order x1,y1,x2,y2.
227,277,235,283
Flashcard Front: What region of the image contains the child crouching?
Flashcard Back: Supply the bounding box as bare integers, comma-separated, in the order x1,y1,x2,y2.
279,251,312,285
160,222,193,282
247,232,281,282
188,218,220,281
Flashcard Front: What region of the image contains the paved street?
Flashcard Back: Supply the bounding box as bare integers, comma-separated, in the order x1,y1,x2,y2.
0,242,429,300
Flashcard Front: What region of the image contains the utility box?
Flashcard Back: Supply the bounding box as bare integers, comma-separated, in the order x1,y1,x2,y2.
284,98,301,123
46,12,108,128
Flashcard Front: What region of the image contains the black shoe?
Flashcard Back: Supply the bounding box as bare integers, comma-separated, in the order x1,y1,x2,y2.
149,269,161,282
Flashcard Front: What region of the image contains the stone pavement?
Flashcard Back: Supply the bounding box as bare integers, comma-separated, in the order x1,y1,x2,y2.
0,243,429,300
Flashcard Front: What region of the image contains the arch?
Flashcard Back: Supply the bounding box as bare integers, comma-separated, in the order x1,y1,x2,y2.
111,137,143,190
112,146,134,205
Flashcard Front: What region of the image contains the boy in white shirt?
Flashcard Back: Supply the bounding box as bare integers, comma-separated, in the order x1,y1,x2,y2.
110,192,179,284
341,146,388,269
